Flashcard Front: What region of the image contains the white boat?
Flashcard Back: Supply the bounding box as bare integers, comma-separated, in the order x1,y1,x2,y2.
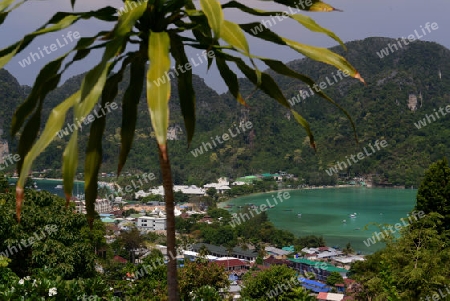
55,184,63,189
343,219,346,223
297,213,302,217
350,214,356,218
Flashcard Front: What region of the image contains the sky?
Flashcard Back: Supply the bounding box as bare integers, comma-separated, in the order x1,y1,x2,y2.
1,0,449,93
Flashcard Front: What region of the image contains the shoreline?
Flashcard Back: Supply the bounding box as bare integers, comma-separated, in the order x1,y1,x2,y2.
218,184,416,207
9,177,84,184
218,184,359,207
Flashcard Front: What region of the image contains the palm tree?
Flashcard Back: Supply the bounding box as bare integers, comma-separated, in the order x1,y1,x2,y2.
2,1,364,299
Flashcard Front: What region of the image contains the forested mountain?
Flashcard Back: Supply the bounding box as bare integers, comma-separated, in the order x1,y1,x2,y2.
1,37,450,187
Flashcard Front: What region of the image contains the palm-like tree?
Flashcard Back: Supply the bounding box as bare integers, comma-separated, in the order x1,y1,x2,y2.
1,0,364,299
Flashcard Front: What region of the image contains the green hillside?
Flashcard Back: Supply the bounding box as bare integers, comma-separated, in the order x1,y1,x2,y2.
1,37,450,187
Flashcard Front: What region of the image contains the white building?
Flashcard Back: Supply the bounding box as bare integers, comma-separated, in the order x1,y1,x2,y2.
136,216,167,231
73,199,112,214
203,177,232,194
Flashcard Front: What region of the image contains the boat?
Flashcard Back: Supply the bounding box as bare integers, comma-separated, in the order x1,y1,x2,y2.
350,213,356,218
297,213,302,217
342,220,346,223
55,184,63,189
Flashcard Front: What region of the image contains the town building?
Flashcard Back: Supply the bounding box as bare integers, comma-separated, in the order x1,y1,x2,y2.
136,216,166,231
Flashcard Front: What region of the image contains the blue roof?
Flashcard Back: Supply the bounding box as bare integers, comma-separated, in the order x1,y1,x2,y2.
298,278,330,293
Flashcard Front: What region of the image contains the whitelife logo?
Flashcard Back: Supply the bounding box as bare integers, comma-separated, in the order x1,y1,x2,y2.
190,122,253,158
18,31,81,68
325,140,389,176
57,102,118,138
288,70,350,106
363,211,425,247
152,50,215,87
0,154,20,171
414,105,450,129
250,0,315,35
229,192,291,227
376,22,439,59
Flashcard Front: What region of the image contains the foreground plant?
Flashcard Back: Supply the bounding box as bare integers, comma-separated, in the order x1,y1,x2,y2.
0,0,364,299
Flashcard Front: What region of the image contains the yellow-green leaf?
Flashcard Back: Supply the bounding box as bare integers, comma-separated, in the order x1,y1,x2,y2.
273,0,340,12
283,37,365,83
0,15,79,69
289,14,345,49
17,91,80,190
146,31,171,146
200,0,224,38
291,110,315,150
62,130,78,204
221,20,250,55
307,2,341,12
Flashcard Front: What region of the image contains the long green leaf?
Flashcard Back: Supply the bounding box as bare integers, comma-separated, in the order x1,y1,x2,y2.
0,0,25,25
222,1,344,49
169,32,196,146
289,14,345,49
240,22,364,83
261,57,357,142
17,91,79,189
284,37,362,80
200,0,224,39
15,92,79,221
12,58,65,135
0,15,79,69
146,31,171,146
16,102,43,174
85,68,124,226
221,52,316,148
85,98,107,229
0,6,117,68
118,54,145,175
62,131,78,205
215,55,246,106
271,0,341,12
221,20,250,55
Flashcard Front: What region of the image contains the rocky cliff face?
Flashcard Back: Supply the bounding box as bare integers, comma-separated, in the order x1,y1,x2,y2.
0,139,9,164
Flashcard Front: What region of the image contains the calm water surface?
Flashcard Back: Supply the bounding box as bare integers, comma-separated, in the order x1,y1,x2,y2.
223,187,417,254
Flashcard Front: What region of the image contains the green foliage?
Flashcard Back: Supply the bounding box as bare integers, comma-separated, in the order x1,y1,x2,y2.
415,157,450,233
190,285,222,301
178,261,229,301
116,227,145,264
295,235,326,249
353,213,450,299
0,190,97,280
241,265,310,300
326,271,343,286
0,173,9,193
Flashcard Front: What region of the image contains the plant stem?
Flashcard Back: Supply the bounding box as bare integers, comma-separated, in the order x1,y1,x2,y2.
158,143,179,300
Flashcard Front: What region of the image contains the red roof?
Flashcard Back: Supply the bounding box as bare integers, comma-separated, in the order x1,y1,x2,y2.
317,292,328,300
214,259,248,268
318,247,329,251
344,278,355,286
113,255,128,263
335,283,345,287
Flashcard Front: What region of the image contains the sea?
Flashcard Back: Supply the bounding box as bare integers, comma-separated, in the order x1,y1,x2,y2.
8,178,85,198
221,187,418,254
8,180,417,254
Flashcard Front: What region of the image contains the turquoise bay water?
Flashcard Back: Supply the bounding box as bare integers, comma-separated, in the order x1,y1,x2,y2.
8,178,85,198
223,187,417,254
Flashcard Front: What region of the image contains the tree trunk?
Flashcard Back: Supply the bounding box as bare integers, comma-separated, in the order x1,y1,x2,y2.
158,144,179,300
